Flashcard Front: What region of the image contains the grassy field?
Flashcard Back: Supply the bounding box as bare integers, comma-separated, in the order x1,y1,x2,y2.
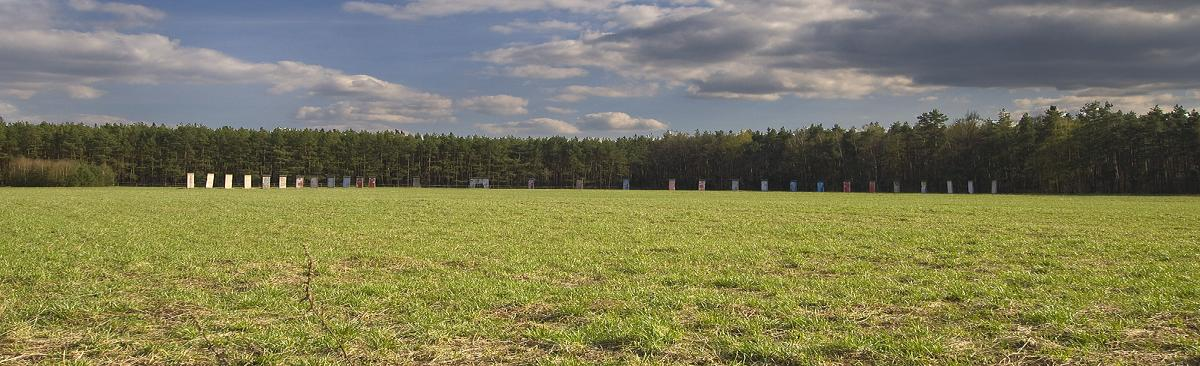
1,188,1198,365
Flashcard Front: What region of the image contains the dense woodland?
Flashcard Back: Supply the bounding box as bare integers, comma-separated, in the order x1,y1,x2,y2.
1,102,1198,193
3,157,115,187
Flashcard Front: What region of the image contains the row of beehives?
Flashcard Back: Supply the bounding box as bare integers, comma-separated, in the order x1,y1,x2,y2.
654,179,1000,194
186,173,1001,193
520,178,1001,193
185,173,377,189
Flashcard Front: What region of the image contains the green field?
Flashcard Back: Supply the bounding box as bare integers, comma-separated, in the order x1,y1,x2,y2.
1,188,1198,365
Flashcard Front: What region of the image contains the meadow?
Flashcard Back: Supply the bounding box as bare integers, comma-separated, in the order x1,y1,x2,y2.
1,188,1198,365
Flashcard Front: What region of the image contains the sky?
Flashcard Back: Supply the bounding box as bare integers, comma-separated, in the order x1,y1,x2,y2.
1,0,1199,136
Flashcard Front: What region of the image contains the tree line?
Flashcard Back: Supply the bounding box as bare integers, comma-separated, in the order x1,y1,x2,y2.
1,102,1197,193
3,157,116,187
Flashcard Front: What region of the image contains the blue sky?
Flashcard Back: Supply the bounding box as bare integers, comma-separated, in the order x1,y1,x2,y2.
1,0,1198,136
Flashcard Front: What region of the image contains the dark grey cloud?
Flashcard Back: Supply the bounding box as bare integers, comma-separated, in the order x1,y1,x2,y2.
483,0,1200,101
595,11,769,66
801,0,1200,90
690,70,789,96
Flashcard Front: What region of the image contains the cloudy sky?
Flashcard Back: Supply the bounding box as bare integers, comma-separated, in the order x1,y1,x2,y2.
1,0,1198,136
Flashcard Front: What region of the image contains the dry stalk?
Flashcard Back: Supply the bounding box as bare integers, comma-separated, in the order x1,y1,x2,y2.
302,242,352,362
189,315,229,366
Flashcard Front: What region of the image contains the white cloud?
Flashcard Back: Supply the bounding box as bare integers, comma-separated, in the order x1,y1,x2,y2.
71,113,133,124
505,65,588,79
1013,91,1183,114
551,84,659,102
686,68,934,101
989,4,1186,27
459,94,529,116
343,0,624,20
295,99,453,125
0,88,37,100
0,0,55,30
606,4,709,28
477,117,580,135
0,20,453,126
481,39,625,74
544,106,576,114
578,112,667,131
67,0,165,27
476,112,667,135
490,19,581,34
65,85,104,99
0,102,139,124
0,100,17,116
2,0,163,30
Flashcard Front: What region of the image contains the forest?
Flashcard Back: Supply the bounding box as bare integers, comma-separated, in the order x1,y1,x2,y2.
1,102,1197,193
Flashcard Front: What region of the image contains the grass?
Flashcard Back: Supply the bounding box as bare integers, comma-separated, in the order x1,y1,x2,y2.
1,187,1198,365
